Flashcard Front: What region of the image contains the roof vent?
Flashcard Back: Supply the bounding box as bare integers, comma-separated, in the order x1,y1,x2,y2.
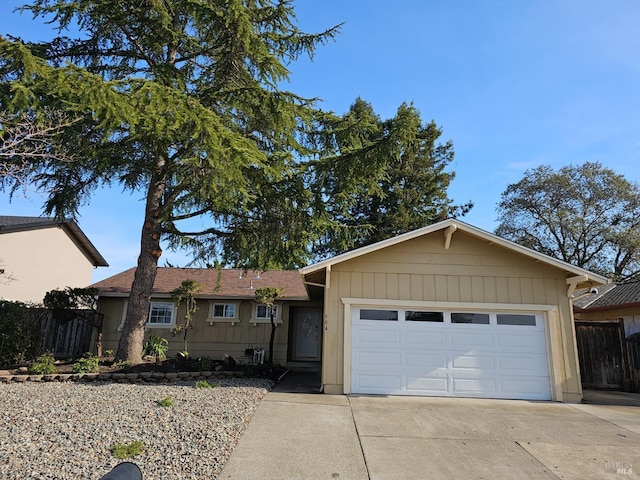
590,287,599,295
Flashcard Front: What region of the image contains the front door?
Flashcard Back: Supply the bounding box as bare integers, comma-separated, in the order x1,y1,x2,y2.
292,307,321,360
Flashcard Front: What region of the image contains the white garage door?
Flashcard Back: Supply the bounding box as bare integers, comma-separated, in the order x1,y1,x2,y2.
351,308,551,400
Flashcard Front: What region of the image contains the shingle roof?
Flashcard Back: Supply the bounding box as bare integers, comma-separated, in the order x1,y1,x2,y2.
0,216,56,228
91,267,309,300
0,215,108,267
573,281,640,311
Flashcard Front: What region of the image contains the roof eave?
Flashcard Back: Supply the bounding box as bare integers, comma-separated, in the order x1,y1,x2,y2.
301,218,610,286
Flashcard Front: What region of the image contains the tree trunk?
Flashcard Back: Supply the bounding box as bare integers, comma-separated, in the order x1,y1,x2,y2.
268,312,276,365
115,167,166,364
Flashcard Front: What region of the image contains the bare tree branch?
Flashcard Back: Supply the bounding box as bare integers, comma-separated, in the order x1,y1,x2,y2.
0,111,79,187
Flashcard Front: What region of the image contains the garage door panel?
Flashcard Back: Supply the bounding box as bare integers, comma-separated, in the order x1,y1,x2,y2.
452,377,498,395
500,379,551,399
405,352,447,368
497,354,548,373
495,333,546,350
404,331,447,345
405,376,449,393
451,354,496,370
451,333,494,348
356,351,402,368
355,374,401,392
351,307,551,401
355,328,401,346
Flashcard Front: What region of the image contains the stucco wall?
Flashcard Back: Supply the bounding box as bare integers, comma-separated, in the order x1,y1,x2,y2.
0,227,95,303
98,296,296,365
320,230,581,401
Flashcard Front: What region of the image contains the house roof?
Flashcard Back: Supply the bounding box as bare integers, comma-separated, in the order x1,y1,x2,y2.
301,218,610,286
573,281,640,312
0,215,108,267
91,267,309,300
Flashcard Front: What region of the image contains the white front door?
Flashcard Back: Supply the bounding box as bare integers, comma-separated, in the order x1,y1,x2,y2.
294,307,321,359
351,307,551,400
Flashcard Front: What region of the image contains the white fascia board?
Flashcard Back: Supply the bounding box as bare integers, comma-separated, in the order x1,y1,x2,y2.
302,219,611,286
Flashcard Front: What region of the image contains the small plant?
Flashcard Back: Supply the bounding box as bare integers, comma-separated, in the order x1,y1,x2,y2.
195,380,219,389
142,335,169,365
111,440,145,459
112,360,131,371
157,397,176,407
29,352,56,375
103,349,114,358
73,353,100,373
197,357,213,371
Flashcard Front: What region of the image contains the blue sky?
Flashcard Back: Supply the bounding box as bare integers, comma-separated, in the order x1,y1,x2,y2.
2,1,640,282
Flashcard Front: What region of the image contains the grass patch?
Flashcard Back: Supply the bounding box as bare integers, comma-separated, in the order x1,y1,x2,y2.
157,397,176,407
111,440,145,459
195,380,219,389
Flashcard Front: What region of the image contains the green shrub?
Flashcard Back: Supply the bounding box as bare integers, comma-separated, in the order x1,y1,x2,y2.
142,335,169,363
112,360,131,371
0,301,46,365
111,440,145,459
72,353,100,373
103,349,114,358
195,380,219,389
29,352,56,375
197,357,213,371
157,397,176,407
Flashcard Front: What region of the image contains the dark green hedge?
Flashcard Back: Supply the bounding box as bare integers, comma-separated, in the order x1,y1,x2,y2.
0,301,47,365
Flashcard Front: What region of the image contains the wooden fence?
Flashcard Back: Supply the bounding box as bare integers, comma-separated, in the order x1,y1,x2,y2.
575,321,639,392
41,309,103,359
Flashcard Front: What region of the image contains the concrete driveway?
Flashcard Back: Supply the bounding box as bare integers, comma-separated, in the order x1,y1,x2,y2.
220,391,640,480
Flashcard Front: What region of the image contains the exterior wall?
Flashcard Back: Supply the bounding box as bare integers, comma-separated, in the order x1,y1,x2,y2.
575,308,640,338
98,296,295,366
0,228,95,303
575,307,640,322
321,230,582,402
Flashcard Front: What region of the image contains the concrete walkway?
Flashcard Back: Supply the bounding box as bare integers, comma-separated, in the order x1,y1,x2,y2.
220,391,640,480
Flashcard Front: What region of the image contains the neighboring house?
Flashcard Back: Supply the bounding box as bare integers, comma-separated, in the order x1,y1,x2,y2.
301,218,608,402
91,267,317,366
573,281,640,392
92,218,609,403
0,216,108,303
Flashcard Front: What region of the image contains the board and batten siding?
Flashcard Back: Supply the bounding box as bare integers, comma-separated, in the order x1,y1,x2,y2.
321,230,581,401
99,297,293,365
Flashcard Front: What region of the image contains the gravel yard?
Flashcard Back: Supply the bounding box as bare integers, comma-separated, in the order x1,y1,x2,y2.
0,379,272,479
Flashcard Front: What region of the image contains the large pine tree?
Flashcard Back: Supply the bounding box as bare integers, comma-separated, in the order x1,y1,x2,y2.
0,0,340,363
312,98,472,256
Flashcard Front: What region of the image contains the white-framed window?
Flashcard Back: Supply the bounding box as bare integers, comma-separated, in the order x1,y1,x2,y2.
256,304,278,319
211,303,237,319
207,302,240,326
147,302,175,327
251,303,282,326
118,300,175,331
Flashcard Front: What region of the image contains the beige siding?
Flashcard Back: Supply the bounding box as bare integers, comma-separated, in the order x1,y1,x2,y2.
0,228,95,303
575,307,640,322
99,297,295,365
321,230,583,401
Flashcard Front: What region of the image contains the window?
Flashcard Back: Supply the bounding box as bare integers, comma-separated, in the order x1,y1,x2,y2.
497,314,537,326
256,304,278,319
212,303,237,319
251,303,283,326
359,309,398,321
406,311,443,322
451,312,490,324
148,302,174,326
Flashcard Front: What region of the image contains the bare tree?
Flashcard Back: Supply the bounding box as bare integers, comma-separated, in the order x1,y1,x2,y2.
0,111,77,189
